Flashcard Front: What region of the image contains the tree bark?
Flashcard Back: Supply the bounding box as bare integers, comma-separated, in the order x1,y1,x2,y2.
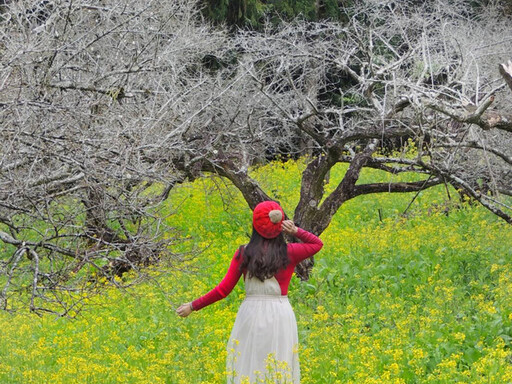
499,61,512,94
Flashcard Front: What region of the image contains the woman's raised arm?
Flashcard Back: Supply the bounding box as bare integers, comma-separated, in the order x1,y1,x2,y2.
287,228,323,265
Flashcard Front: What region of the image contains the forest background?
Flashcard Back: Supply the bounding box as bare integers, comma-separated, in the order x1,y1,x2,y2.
1,0,512,383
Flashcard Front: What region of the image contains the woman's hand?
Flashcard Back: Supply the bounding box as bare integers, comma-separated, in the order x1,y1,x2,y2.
176,302,193,317
282,220,298,236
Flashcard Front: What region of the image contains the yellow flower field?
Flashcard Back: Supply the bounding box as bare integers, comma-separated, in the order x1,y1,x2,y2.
1,159,511,383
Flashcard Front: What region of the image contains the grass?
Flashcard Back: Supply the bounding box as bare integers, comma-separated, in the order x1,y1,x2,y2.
0,158,511,383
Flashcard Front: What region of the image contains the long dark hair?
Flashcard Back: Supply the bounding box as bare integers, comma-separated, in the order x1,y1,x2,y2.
237,227,289,281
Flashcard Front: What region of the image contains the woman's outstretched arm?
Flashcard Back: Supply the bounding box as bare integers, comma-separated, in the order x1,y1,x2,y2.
176,249,243,317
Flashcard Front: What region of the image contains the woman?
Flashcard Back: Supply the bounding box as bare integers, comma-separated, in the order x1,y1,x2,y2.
176,201,323,383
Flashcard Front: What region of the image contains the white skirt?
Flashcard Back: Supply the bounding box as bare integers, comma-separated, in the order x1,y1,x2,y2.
226,276,300,384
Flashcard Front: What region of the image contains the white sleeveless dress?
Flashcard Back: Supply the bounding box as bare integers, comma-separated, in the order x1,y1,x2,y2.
226,276,300,384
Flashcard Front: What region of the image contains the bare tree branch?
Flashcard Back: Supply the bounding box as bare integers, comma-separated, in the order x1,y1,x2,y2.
429,165,512,224
435,141,512,166
353,177,443,197
428,97,512,133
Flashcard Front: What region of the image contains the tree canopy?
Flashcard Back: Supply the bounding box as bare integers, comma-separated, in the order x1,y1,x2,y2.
1,0,511,314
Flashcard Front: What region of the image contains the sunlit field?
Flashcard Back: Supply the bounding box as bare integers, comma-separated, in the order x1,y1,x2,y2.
1,159,511,383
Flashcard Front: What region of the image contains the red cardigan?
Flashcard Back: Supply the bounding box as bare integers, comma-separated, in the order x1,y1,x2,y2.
191,228,323,311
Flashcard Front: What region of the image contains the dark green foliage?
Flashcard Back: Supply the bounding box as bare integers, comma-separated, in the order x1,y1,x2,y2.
200,0,350,29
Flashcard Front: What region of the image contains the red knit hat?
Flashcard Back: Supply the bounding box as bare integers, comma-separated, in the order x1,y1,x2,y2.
253,201,284,239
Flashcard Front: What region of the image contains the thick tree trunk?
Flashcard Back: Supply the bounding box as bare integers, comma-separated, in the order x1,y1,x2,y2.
293,153,338,231
292,140,379,279
83,186,118,243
